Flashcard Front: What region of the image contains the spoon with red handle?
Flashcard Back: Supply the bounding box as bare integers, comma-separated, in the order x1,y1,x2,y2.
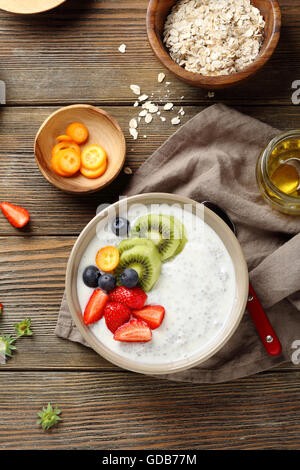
202,201,282,357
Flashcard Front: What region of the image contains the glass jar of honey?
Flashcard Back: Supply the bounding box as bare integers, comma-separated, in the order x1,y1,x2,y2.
256,130,300,215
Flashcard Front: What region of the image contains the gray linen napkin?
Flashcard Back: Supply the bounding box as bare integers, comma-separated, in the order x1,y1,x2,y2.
55,104,300,383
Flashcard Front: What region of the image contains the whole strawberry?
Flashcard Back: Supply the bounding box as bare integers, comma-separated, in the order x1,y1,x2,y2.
104,301,131,333
109,286,147,310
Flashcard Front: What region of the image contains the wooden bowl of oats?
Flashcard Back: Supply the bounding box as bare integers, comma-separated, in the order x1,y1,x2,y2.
147,0,281,89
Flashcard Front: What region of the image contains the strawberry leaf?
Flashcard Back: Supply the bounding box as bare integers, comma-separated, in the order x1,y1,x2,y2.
0,335,16,358
37,403,62,431
14,318,32,337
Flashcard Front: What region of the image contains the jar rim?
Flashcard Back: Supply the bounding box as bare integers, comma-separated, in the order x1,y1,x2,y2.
260,130,300,202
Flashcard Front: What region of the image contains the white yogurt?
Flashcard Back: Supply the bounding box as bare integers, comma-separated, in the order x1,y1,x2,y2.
77,204,236,365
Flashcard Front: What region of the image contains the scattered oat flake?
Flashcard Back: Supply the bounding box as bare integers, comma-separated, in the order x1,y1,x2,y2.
133,101,139,107
148,104,159,113
208,91,215,98
143,101,152,110
143,135,147,138
118,44,126,53
171,117,181,125
130,84,141,95
145,114,153,124
129,118,138,129
160,116,166,122
138,94,148,102
124,167,133,175
129,128,138,139
139,109,147,117
158,72,166,83
181,96,184,100
164,103,174,111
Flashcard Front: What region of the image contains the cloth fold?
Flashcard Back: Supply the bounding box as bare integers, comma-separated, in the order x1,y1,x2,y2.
55,104,300,383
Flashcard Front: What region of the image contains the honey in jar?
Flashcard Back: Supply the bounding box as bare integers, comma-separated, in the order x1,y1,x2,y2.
268,138,300,196
256,131,300,215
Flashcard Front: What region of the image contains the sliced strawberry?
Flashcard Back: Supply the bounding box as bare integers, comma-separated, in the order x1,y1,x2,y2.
132,305,165,330
104,301,131,333
109,286,147,310
83,289,108,325
114,319,152,343
0,202,30,228
0,303,3,314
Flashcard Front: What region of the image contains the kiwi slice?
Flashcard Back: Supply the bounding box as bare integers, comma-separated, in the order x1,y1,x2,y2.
118,238,156,257
170,215,188,257
115,243,161,292
131,214,183,262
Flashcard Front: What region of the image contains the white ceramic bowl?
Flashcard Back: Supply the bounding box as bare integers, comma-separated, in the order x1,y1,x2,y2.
66,193,249,375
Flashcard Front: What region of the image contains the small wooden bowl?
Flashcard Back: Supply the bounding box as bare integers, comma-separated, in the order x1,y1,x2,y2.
0,0,66,14
34,105,126,194
147,0,281,89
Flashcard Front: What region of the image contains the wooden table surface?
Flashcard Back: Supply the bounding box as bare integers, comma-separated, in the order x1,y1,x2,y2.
0,0,300,450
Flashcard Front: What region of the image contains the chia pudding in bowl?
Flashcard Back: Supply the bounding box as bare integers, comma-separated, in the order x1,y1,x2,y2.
66,193,249,375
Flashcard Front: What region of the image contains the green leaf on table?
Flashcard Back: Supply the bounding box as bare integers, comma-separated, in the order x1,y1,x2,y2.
14,318,32,337
37,403,62,431
0,335,16,359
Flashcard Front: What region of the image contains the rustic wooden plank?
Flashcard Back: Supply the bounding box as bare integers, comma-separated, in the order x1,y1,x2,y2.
1,370,300,449
1,104,300,236
0,0,298,105
3,105,300,156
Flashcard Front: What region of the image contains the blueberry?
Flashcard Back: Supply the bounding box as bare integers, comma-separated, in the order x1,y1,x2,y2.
98,273,117,291
120,268,139,288
83,265,100,288
111,217,130,237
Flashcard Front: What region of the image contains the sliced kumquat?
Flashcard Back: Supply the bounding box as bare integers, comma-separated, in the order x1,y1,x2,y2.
52,141,81,158
80,161,107,179
95,246,120,272
51,152,71,177
56,134,73,143
57,148,81,175
66,122,89,144
81,144,107,170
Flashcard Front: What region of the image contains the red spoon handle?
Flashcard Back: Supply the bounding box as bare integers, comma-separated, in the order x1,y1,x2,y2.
247,283,282,356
